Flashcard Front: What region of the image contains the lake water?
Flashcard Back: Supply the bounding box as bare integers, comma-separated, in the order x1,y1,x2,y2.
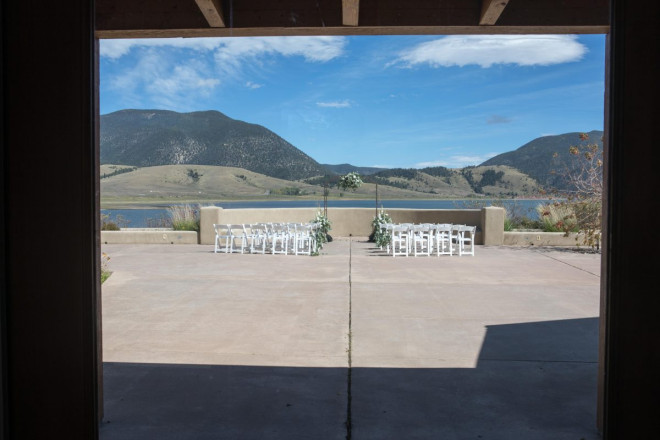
101,199,550,228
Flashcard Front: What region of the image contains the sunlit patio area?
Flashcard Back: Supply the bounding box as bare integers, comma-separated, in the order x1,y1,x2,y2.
100,239,601,440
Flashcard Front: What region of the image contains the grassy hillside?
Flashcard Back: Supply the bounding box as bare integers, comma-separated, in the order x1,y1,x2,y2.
101,164,541,205
100,165,434,204
360,165,539,197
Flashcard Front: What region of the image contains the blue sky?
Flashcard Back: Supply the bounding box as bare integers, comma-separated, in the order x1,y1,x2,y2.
100,34,605,169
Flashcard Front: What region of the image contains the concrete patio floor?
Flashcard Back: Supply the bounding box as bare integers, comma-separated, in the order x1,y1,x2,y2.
100,238,602,439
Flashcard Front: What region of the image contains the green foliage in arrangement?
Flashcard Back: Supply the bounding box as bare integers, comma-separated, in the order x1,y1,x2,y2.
370,209,393,247
310,210,332,254
338,172,363,191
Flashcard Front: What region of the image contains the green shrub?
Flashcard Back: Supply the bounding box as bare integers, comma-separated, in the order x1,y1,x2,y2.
103,222,120,231
168,204,200,231
537,203,579,233
101,213,129,230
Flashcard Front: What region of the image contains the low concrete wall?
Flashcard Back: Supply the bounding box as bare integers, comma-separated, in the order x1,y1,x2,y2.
200,206,502,245
99,210,593,248
101,230,198,245
503,231,586,247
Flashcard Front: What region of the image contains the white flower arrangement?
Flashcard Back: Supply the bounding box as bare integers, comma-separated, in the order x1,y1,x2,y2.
338,172,363,191
371,209,393,247
311,210,332,252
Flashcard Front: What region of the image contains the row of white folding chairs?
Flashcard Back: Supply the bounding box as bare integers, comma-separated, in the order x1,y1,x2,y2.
213,222,318,256
381,223,476,257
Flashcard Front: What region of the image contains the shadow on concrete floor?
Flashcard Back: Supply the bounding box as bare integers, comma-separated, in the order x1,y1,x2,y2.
101,318,599,440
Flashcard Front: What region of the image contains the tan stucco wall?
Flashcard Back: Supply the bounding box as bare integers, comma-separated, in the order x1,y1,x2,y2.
199,206,503,245
101,230,198,244
482,206,505,245
502,231,590,247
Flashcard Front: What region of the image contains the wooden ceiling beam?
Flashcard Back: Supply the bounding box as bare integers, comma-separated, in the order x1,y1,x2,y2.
96,25,610,40
342,0,360,26
194,0,225,27
480,0,510,26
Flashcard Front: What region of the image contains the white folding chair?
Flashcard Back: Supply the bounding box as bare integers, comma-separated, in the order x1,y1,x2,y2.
457,225,476,256
249,224,269,254
294,223,314,255
213,224,233,253
286,223,301,252
391,225,410,257
434,223,453,256
236,224,254,254
227,224,247,253
270,223,288,255
411,224,432,257
450,224,465,256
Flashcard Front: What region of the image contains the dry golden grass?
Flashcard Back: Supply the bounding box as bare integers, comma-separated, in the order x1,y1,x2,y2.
100,164,540,205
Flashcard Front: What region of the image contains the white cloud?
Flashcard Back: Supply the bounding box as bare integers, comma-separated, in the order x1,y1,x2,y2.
392,35,587,68
106,51,220,110
415,152,499,169
148,65,220,95
100,38,224,59
317,100,352,108
101,36,346,104
101,36,346,62
213,36,346,64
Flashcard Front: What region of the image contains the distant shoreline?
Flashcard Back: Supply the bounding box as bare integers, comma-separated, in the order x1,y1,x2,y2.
101,195,548,210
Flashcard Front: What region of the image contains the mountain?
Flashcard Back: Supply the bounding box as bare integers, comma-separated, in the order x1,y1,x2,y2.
100,109,327,181
322,163,387,176
480,130,603,190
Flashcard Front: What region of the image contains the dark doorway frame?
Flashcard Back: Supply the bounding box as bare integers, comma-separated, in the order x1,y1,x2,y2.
2,1,659,438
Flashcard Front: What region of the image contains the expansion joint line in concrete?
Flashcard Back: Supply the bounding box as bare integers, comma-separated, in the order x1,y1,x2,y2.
345,237,353,440
533,249,601,278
